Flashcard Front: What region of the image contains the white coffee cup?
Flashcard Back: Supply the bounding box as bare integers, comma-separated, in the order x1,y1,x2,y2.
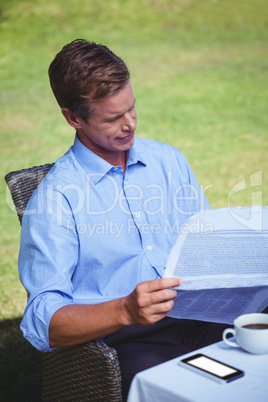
222,313,268,354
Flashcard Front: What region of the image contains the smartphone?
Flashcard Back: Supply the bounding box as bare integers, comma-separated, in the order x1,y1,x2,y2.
179,353,244,383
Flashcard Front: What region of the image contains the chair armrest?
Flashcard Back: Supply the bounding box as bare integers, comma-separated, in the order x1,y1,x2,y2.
42,339,122,401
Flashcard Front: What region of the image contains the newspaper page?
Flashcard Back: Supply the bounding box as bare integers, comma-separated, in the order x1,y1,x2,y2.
164,206,268,323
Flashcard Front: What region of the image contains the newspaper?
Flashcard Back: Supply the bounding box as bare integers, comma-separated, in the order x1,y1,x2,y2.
164,206,268,324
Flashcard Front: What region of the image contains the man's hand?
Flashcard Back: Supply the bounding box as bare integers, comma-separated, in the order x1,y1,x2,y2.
122,277,182,326
49,277,182,348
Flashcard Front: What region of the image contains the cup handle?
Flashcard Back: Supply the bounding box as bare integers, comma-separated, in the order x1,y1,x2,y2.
222,328,239,348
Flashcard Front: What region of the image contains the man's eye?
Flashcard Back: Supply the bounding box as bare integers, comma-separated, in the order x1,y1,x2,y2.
107,117,118,123
104,117,117,123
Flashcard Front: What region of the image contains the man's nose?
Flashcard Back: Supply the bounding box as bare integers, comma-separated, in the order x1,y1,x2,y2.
122,112,136,131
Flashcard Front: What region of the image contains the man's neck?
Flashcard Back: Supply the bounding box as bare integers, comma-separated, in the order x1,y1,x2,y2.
77,131,127,171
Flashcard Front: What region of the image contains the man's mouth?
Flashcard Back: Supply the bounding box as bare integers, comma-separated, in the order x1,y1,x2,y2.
118,131,135,141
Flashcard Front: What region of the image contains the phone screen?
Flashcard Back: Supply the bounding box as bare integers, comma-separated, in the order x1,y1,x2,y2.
180,354,244,382
186,355,237,377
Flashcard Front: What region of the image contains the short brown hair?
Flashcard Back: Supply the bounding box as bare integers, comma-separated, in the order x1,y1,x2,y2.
48,39,130,121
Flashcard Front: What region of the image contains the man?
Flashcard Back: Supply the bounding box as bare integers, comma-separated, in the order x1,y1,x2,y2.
19,39,228,400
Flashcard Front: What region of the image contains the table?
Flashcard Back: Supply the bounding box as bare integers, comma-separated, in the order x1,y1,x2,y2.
127,340,268,402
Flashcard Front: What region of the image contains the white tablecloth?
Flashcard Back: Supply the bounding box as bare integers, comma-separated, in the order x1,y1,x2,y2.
127,340,268,402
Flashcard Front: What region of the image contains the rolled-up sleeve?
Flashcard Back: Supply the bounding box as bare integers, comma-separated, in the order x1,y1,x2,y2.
19,187,78,351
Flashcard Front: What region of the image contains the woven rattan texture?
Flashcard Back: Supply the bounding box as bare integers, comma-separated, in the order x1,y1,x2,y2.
42,341,122,401
5,164,123,401
5,163,54,224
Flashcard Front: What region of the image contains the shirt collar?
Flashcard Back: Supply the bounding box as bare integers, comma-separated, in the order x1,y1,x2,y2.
126,141,147,168
71,134,146,185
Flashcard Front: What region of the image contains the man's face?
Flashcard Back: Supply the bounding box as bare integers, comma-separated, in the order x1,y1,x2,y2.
76,81,137,163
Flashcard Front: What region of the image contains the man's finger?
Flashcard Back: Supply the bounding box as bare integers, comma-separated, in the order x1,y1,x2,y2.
138,277,182,293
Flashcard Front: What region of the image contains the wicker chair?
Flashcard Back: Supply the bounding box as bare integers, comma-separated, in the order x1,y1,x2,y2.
5,164,122,402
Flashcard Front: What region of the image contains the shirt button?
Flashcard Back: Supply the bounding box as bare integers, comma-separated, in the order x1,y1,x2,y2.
136,213,140,218
147,245,152,251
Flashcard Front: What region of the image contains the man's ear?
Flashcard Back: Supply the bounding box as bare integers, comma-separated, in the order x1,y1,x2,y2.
61,108,82,129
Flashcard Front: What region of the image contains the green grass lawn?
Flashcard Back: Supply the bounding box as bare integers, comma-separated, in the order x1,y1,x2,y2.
1,0,267,399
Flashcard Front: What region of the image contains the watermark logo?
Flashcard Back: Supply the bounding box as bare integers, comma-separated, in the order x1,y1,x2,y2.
228,170,263,230
5,169,264,232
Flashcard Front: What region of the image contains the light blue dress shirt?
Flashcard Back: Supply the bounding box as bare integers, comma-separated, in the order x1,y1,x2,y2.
19,135,210,351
